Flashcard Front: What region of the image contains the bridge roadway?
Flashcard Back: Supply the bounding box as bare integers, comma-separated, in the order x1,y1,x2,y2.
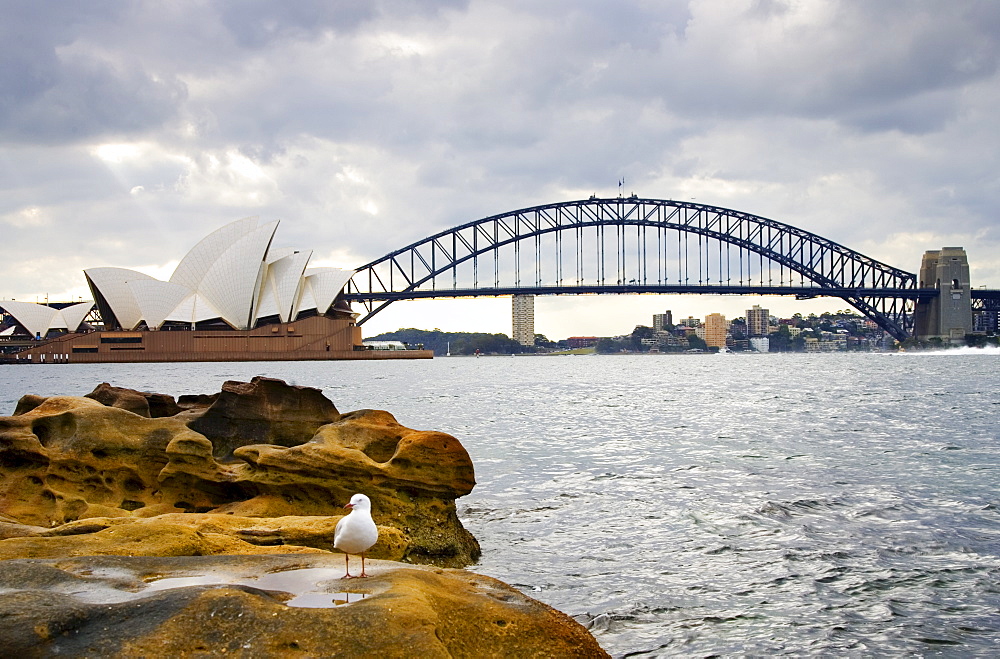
342,284,942,302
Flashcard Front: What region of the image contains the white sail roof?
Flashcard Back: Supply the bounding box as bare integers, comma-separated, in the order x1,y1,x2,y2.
195,221,278,329
82,217,354,331
0,300,60,337
163,292,225,325
0,300,93,337
295,281,318,315
169,216,260,292
127,279,193,330
58,302,94,331
301,268,355,317
85,267,157,330
257,250,313,323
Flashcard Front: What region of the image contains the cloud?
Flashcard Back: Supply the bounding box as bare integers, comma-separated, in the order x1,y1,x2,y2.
0,3,187,144
1,0,999,340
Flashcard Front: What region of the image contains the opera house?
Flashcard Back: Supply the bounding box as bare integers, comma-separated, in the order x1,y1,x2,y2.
0,218,430,363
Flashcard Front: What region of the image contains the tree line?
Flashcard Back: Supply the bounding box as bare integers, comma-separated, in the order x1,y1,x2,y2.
365,328,533,356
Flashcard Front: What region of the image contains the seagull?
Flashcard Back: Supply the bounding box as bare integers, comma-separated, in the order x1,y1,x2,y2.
334,493,379,578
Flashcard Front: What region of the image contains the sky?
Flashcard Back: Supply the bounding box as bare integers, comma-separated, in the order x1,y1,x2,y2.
2,0,998,340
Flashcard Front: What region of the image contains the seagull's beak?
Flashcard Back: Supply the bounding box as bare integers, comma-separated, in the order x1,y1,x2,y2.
344,503,354,510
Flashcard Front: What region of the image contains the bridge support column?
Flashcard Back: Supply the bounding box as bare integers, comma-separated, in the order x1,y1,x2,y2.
914,247,973,344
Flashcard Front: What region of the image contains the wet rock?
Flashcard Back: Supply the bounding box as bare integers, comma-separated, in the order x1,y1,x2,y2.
0,554,610,658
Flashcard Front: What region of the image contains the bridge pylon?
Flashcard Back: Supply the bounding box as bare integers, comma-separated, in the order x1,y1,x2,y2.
913,247,973,344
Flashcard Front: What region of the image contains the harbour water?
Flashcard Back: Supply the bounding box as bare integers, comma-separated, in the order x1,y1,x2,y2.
2,351,998,657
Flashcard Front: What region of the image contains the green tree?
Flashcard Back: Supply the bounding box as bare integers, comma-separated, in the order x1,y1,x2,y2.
965,333,989,348
630,325,655,351
595,338,620,354
534,333,556,347
687,333,707,351
768,325,791,352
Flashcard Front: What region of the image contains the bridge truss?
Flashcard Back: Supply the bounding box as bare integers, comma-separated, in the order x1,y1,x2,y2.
343,198,932,340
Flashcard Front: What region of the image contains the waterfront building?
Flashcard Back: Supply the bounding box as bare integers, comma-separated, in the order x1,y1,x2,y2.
746,305,769,337
512,294,535,346
749,337,770,353
704,313,728,348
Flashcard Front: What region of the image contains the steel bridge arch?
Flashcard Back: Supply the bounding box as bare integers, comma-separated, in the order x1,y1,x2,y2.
343,197,923,340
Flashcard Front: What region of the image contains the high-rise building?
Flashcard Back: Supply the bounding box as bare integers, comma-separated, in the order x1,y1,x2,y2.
746,305,769,337
652,310,672,332
704,313,728,348
512,294,535,346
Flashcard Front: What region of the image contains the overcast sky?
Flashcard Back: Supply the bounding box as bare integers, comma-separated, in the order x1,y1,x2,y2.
2,0,998,339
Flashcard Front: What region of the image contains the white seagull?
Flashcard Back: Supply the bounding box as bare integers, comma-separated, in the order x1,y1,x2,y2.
334,493,379,578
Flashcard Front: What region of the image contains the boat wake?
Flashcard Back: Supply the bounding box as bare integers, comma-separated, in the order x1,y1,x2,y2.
901,345,1000,356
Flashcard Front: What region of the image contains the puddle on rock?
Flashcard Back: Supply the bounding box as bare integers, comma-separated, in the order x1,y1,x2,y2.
287,591,369,608
142,567,370,608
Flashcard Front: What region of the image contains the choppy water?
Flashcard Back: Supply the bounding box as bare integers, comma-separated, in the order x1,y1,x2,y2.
2,351,999,657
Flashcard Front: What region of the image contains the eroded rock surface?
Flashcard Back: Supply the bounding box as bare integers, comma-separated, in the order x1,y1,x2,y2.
85,382,182,418
186,377,341,458
0,554,610,658
0,377,479,566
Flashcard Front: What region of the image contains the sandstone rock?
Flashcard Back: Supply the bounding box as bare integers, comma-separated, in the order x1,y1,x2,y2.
0,381,606,655
0,395,180,526
175,391,219,411
0,379,479,566
84,382,183,418
0,519,46,540
0,554,610,657
12,394,46,416
187,376,341,459
0,514,408,561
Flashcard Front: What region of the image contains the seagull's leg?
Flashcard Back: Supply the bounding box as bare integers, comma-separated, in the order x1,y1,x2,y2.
359,552,368,578
342,552,354,579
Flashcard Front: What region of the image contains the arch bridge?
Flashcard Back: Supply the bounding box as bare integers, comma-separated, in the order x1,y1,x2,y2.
342,197,940,341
